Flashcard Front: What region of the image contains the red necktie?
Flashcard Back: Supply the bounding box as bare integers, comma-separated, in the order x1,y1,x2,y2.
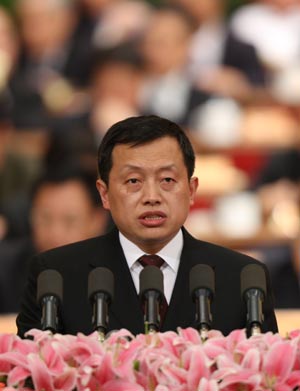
138,254,168,326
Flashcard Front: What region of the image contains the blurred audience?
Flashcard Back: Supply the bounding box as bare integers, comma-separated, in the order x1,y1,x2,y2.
255,148,300,187
172,0,268,103
92,0,152,50
251,148,300,308
230,0,300,72
10,0,90,131
138,4,211,126
0,6,19,99
254,149,300,237
0,164,109,314
230,0,300,105
88,44,145,141
30,165,108,253
70,0,113,82
0,5,39,240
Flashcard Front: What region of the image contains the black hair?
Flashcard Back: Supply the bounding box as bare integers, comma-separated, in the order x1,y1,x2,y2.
31,163,100,207
97,115,195,185
90,43,145,82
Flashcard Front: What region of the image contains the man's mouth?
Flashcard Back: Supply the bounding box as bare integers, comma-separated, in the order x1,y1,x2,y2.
139,212,166,226
144,215,163,220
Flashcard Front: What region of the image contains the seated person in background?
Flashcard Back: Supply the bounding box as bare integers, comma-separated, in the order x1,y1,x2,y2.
88,44,145,142
0,164,109,313
253,149,300,309
29,164,109,253
229,0,300,79
17,115,278,337
138,5,211,127
173,0,267,102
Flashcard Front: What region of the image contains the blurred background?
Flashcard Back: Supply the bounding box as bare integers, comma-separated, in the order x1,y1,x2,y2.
0,0,299,334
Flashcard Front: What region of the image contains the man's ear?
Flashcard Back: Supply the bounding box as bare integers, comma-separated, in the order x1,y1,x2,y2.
96,179,110,210
189,176,199,206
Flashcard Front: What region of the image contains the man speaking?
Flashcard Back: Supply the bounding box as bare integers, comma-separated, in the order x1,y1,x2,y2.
17,115,278,337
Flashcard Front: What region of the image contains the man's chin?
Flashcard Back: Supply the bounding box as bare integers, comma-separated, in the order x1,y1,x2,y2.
134,231,176,251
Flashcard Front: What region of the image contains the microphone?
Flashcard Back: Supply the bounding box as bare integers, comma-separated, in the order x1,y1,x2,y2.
189,264,215,340
139,265,164,334
37,269,63,333
241,264,266,336
88,267,114,341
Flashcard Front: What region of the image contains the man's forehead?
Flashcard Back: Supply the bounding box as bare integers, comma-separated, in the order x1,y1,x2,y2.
109,140,188,177
111,138,182,161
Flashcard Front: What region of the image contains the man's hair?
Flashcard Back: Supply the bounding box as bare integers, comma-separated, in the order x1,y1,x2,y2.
97,115,195,185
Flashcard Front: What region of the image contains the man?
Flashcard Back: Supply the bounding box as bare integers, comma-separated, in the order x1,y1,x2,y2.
0,164,108,314
29,165,109,253
17,115,278,337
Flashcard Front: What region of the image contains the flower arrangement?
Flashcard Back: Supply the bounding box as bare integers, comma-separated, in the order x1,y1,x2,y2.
0,327,299,391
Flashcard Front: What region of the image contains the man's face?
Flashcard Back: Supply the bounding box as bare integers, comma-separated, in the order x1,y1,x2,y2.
97,136,198,253
141,11,191,75
31,180,105,252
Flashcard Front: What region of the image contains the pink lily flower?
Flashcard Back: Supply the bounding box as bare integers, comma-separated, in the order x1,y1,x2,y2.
261,340,298,390
26,353,55,391
197,377,219,391
182,345,212,389
6,366,30,387
101,379,144,391
0,335,17,354
0,352,30,375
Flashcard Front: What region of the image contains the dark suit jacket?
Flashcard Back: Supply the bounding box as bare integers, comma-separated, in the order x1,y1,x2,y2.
222,30,266,86
16,228,278,337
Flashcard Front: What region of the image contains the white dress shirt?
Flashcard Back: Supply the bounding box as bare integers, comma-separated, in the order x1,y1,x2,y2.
119,230,183,303
188,22,225,81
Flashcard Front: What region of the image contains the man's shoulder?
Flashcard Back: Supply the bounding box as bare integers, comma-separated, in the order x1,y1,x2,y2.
182,228,263,267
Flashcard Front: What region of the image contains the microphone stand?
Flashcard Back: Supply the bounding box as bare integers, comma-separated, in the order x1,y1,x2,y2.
189,264,215,342
246,288,264,336
41,295,59,333
92,292,109,342
144,290,161,334
241,264,266,337
195,288,212,341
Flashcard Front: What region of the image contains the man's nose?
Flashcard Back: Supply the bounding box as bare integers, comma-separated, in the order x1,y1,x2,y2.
142,182,162,205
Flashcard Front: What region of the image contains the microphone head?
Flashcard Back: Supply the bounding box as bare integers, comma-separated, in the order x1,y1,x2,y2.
241,264,266,299
37,269,63,304
139,265,164,298
189,264,215,298
88,267,114,302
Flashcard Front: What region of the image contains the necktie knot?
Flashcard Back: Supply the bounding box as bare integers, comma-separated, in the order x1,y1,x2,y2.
138,254,165,269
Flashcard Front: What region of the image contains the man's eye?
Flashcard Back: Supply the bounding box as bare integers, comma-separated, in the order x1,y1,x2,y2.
127,178,139,184
163,178,174,183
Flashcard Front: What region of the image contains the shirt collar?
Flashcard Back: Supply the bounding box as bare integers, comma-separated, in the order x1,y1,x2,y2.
119,230,183,273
